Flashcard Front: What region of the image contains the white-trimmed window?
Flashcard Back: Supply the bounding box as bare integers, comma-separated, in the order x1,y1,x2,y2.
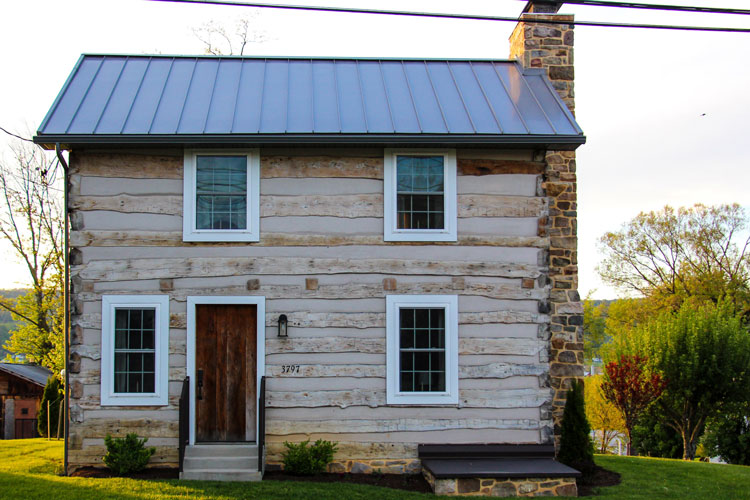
386,295,459,405
183,149,260,242
101,295,170,406
383,149,457,242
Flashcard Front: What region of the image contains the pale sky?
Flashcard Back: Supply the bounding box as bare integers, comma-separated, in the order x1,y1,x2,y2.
1,0,748,298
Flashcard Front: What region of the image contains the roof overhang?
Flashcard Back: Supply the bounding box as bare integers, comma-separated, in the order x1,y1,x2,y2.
35,133,585,151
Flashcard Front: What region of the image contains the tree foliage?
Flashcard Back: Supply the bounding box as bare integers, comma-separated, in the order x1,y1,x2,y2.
623,301,750,460
558,380,595,476
630,405,684,459
601,354,665,455
585,375,625,454
0,138,64,372
701,401,750,465
38,375,63,438
583,298,608,362
598,204,750,317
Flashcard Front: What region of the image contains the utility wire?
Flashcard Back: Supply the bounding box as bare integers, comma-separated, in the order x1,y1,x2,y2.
145,0,750,33
0,126,35,144
527,0,750,16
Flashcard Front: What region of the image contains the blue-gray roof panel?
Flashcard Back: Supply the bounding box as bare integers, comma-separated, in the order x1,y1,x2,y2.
36,55,584,144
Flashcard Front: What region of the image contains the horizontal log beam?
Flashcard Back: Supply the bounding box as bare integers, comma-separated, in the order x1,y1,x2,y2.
71,230,548,248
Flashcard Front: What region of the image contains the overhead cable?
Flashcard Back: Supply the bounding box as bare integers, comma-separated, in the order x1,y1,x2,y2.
145,0,750,33
527,0,750,16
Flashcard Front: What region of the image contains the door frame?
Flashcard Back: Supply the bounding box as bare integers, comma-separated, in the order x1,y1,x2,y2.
186,296,266,445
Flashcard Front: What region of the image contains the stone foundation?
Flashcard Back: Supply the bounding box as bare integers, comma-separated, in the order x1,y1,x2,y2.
266,458,422,474
423,468,577,497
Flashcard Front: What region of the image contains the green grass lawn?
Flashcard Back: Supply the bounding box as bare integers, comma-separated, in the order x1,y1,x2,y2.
1,439,750,499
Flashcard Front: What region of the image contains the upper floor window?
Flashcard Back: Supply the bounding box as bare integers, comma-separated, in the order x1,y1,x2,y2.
183,150,260,242
383,149,457,242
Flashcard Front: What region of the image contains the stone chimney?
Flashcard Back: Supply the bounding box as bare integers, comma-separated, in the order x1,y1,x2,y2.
510,1,584,446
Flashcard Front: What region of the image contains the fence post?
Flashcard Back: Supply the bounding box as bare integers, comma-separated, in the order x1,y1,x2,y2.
47,400,50,440
56,399,63,440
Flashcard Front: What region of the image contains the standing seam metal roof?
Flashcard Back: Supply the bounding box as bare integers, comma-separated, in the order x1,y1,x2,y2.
35,55,584,146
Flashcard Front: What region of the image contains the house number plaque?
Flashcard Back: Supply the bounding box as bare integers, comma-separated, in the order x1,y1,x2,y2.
281,364,300,374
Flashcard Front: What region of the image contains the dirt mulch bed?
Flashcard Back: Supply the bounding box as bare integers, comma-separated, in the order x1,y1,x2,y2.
263,471,433,493
71,467,179,480
577,465,622,496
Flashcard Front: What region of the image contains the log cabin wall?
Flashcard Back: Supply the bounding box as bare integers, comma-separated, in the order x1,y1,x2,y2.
66,147,554,470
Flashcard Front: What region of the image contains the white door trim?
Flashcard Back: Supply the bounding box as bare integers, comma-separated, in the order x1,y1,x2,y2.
186,295,266,445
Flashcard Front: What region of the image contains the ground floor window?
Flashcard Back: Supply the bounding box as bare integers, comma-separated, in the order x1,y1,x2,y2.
386,295,458,405
101,295,170,406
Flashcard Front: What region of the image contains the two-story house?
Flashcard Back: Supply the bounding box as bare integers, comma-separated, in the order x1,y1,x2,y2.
34,3,585,496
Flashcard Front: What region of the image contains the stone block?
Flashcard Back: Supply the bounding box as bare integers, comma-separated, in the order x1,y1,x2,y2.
492,481,517,497
434,479,457,495
458,478,481,493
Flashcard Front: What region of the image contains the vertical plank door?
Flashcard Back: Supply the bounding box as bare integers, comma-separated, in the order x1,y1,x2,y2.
196,304,257,442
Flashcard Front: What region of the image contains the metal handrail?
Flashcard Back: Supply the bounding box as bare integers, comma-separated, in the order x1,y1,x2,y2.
178,376,190,473
258,376,266,472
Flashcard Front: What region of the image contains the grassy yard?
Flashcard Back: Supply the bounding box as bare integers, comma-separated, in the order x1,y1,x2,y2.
1,439,750,499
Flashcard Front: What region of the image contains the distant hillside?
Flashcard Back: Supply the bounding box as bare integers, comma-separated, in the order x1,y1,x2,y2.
0,289,27,359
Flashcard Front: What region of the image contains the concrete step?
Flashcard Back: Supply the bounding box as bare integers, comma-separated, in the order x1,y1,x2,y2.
180,469,263,482
183,455,258,470
184,444,258,458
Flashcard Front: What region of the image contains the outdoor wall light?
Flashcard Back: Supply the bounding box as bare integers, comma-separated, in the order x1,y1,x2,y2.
278,314,288,338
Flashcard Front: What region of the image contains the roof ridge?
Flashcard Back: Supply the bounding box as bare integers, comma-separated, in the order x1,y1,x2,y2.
80,53,518,63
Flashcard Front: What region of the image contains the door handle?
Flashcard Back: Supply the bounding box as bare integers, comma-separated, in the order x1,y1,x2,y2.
197,369,204,400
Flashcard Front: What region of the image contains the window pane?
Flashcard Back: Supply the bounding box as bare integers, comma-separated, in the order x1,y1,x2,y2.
115,309,128,330
142,373,155,393
398,307,447,394
195,156,247,231
114,373,128,393
113,307,157,395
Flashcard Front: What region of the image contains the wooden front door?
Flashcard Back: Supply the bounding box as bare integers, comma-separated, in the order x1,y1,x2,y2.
196,304,257,442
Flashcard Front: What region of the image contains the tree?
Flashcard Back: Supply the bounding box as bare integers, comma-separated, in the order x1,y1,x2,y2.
598,204,750,317
0,135,64,372
192,15,266,55
626,302,750,460
701,401,750,465
630,405,684,458
38,375,63,438
558,380,595,475
585,375,625,454
583,298,608,363
601,354,665,455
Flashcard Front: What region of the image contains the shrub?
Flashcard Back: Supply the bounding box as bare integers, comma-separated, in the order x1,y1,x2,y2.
558,380,595,476
702,402,750,465
37,376,63,438
103,433,155,476
282,439,338,475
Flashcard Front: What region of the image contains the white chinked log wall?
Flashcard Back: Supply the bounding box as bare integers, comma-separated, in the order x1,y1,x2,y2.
66,147,553,471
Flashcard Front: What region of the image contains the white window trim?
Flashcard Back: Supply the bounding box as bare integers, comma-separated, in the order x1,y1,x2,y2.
101,295,170,406
383,149,457,242
386,294,459,405
183,149,261,242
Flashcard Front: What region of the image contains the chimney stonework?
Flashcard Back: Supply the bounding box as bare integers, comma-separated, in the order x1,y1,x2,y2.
510,3,584,446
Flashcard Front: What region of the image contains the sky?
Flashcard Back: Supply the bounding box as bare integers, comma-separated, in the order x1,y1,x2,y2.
0,0,748,298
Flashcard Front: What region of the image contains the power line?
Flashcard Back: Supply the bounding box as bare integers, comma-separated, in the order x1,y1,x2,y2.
0,126,34,144
145,0,750,33
531,0,750,16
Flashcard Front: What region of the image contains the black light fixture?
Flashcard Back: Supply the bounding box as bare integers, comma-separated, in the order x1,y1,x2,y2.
278,314,288,338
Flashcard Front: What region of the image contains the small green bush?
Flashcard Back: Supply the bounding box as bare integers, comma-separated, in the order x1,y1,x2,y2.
282,439,338,475
558,379,595,476
38,376,63,438
102,433,155,476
